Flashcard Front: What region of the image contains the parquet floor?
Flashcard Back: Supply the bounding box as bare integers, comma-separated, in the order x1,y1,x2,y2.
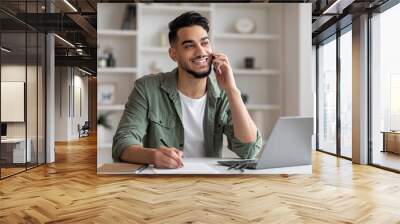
1,135,400,223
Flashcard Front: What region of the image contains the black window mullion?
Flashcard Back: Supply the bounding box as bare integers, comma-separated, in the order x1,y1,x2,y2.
25,0,28,171
36,0,39,168
316,44,320,150
367,11,373,165
336,30,341,157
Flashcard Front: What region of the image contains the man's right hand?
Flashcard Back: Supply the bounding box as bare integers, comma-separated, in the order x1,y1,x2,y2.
152,146,183,169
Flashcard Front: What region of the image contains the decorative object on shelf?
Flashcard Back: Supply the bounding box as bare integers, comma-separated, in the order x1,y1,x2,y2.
121,5,137,30
235,18,256,34
98,55,107,68
241,93,249,104
244,57,255,69
104,49,116,67
159,32,168,47
149,61,162,74
98,83,115,105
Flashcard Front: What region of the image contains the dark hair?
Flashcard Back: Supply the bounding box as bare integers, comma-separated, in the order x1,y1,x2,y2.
168,11,209,46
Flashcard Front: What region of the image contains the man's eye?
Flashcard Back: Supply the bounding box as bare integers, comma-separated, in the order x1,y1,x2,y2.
202,42,209,46
184,45,193,49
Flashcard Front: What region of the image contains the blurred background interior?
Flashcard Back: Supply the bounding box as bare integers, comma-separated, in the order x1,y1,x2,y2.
96,2,313,164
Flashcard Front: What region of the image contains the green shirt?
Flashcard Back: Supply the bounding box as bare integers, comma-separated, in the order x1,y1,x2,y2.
112,68,263,161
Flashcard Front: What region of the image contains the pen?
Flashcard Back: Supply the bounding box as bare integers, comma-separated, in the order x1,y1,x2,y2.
227,163,240,170
160,138,169,147
135,164,148,174
160,138,184,166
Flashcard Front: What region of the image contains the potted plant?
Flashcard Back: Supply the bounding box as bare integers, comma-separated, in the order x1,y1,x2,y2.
97,112,113,144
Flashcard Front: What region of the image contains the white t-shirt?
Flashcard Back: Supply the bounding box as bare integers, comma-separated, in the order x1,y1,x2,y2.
178,91,207,157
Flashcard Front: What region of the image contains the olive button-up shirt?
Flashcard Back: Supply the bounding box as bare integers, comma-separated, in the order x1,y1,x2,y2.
112,68,262,162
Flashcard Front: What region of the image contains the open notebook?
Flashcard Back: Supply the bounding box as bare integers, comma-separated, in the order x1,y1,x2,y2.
152,162,220,174
97,163,145,174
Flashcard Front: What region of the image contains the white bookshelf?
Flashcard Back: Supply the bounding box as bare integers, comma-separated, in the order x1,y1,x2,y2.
214,33,279,41
97,3,139,151
98,67,137,74
234,69,280,76
140,3,211,13
98,104,125,111
141,47,169,53
98,29,138,36
98,3,284,154
246,104,280,111
98,143,112,149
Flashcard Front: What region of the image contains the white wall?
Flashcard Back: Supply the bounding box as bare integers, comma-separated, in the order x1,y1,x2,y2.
54,67,89,141
1,64,47,163
282,4,313,117
1,65,39,137
72,73,89,138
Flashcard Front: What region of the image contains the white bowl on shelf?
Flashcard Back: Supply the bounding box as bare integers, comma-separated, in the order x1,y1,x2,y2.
235,18,256,34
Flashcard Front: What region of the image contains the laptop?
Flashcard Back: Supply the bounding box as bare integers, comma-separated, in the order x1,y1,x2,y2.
218,117,314,169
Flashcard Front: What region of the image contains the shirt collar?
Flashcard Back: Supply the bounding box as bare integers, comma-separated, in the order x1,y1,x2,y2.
160,67,221,100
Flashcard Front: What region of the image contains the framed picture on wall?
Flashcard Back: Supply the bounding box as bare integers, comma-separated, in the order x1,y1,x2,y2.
1,81,25,122
97,83,115,105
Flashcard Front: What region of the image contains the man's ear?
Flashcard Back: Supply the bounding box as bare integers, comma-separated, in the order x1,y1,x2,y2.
169,47,177,62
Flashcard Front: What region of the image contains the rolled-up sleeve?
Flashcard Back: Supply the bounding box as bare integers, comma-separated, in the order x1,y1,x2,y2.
223,111,263,159
112,79,148,161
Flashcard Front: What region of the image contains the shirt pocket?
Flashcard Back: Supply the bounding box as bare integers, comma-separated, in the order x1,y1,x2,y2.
148,110,176,129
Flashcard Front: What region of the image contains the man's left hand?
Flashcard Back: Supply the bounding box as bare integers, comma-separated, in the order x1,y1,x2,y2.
212,52,238,92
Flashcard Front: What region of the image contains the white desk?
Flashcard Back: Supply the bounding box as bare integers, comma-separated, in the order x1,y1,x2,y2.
97,158,312,175
1,138,32,163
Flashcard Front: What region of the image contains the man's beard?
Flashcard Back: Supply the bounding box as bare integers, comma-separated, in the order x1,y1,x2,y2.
182,63,212,79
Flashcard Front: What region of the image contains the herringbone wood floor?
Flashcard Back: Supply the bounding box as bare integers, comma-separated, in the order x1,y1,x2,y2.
1,135,400,224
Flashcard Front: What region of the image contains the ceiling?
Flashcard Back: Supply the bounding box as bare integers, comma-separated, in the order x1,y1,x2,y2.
0,0,393,74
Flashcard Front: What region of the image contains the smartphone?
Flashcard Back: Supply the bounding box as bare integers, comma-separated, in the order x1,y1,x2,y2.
211,54,219,75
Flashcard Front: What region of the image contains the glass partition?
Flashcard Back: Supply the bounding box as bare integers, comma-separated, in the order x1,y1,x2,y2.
371,4,400,171
1,30,28,178
0,1,46,179
317,36,337,155
340,29,352,158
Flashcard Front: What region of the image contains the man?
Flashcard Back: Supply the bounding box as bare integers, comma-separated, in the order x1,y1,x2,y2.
112,11,262,169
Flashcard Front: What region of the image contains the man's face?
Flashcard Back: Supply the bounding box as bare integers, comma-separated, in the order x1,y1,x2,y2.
169,25,213,79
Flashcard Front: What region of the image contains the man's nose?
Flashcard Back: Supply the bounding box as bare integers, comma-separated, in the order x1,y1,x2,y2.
194,44,209,56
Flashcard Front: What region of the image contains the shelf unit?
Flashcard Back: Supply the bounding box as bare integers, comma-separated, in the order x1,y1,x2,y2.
97,29,138,36
98,104,125,111
98,143,112,149
246,104,280,111
97,3,284,157
97,3,139,150
140,3,211,13
234,68,280,76
141,47,169,53
214,33,279,41
97,67,137,74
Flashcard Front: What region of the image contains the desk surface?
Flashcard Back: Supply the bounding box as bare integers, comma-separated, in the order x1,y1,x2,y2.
98,158,312,175
381,131,400,134
1,138,27,143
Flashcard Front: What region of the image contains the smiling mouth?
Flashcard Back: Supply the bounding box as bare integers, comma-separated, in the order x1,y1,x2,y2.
191,57,209,66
